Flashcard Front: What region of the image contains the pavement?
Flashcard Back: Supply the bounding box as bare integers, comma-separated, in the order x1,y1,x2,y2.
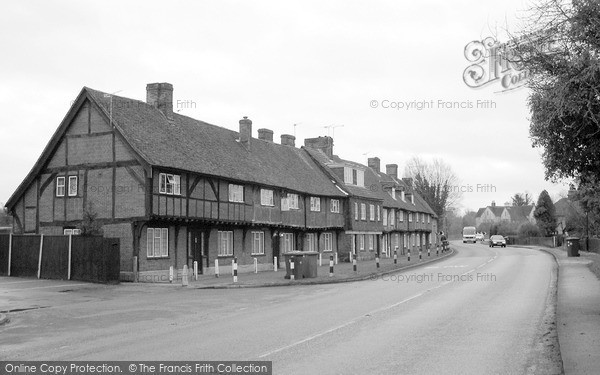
519,245,600,375
171,248,455,288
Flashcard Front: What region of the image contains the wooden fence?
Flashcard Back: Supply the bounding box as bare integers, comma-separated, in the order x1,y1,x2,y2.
0,234,120,283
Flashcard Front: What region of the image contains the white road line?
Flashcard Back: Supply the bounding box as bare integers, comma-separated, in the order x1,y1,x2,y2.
3,283,89,291
259,250,500,359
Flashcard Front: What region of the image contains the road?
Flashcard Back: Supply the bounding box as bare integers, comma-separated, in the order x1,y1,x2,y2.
1,241,557,374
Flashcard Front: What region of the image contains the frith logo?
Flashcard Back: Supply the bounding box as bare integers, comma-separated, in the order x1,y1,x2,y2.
463,36,529,92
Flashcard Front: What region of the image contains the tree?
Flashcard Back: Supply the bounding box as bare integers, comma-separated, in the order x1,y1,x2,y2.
511,192,533,206
78,203,104,236
518,222,542,237
534,190,558,236
462,211,477,227
404,157,462,229
513,0,600,184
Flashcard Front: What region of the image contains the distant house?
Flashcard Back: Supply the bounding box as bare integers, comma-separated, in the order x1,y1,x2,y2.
475,201,535,228
554,192,584,235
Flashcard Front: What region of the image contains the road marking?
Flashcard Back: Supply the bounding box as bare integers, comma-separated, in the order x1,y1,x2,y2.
259,249,501,359
0,279,45,285
3,283,90,291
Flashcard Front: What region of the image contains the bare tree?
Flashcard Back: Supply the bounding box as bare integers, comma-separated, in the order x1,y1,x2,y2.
403,157,463,226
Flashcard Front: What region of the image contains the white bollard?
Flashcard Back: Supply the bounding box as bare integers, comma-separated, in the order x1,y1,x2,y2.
182,265,189,286
254,258,258,273
290,257,295,281
274,256,278,272
169,266,174,283
193,261,198,281
335,252,338,265
215,259,220,278
232,259,235,275
233,257,238,283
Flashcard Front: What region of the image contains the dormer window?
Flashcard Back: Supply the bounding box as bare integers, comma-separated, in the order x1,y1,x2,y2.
401,191,405,202
343,167,365,187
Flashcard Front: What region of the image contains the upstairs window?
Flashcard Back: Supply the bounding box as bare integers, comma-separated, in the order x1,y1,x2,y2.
56,177,65,197
383,209,388,226
68,176,78,196
343,167,365,187
390,209,395,227
428,214,431,223
360,203,366,220
159,173,181,195
310,197,321,212
260,189,274,206
399,210,405,222
377,205,381,221
416,212,420,222
288,193,299,209
422,213,425,223
369,204,375,221
228,184,244,203
409,213,413,222
354,202,359,220
331,199,340,213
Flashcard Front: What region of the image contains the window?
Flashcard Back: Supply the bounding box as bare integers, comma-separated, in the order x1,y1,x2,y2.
331,199,340,213
310,197,321,212
63,228,81,235
218,231,234,256
422,213,425,223
344,167,353,184
354,202,359,220
428,214,431,223
288,193,299,209
159,173,181,195
383,208,388,226
323,233,333,251
368,234,374,251
404,234,408,248
360,203,366,220
369,204,375,221
390,210,395,227
356,170,364,187
359,234,365,251
401,191,405,201
252,231,264,255
68,176,78,196
344,167,364,187
283,233,294,253
147,228,168,258
399,210,404,222
228,184,244,202
306,233,316,252
409,213,413,222
416,212,420,222
377,205,381,221
351,235,356,254
56,177,65,197
260,189,274,206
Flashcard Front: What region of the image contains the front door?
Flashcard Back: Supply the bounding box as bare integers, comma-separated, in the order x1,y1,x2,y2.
191,230,207,274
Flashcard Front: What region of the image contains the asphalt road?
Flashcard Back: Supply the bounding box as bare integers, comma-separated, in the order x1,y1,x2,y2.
1,241,557,374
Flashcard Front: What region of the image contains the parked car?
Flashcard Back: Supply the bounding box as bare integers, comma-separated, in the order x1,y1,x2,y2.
489,235,506,248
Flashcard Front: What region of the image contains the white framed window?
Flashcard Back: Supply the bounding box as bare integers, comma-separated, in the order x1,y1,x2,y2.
368,234,374,251
399,210,404,222
288,193,299,209
281,196,289,211
147,228,168,258
390,209,395,227
409,213,413,222
383,208,388,226
360,203,366,220
306,233,316,252
68,176,78,196
416,212,420,222
354,202,359,220
344,167,353,184
159,173,181,195
356,170,364,187
359,234,365,251
218,231,234,256
228,184,244,203
56,177,65,197
310,197,321,212
323,233,333,251
351,235,356,254
331,199,340,213
428,214,431,223
283,233,294,253
404,234,408,248
422,213,425,223
369,204,375,221
377,205,381,221
401,191,406,202
63,228,81,235
260,189,274,206
252,231,264,255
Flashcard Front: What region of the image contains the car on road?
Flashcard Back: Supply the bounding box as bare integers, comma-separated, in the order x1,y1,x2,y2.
489,235,507,248
475,232,484,242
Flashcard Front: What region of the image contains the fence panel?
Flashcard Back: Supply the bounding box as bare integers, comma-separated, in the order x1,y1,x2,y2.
71,237,120,283
40,235,69,280
10,235,41,277
0,234,9,275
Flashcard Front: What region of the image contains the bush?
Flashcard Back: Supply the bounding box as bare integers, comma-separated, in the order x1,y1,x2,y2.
490,221,519,236
518,222,542,237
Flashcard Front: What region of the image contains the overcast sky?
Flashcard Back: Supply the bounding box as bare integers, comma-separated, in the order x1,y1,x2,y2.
0,0,569,213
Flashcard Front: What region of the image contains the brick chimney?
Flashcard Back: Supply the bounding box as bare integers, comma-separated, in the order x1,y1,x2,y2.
304,136,333,158
146,83,173,119
239,116,252,148
491,200,496,207
368,157,381,172
258,128,274,142
386,164,398,179
281,134,296,146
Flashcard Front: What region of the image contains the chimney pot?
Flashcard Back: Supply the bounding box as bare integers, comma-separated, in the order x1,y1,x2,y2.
368,157,381,172
386,164,398,179
281,134,296,146
146,82,174,119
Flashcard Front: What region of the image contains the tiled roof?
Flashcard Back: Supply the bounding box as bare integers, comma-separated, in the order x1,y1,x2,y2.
86,88,345,197
475,208,486,218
